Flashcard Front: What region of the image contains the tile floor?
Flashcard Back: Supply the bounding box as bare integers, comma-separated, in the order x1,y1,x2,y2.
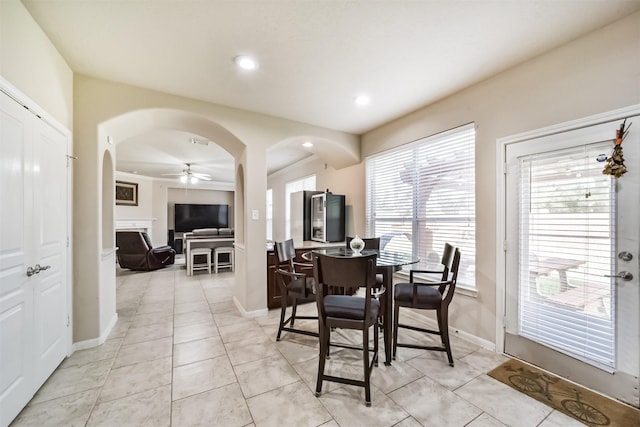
11,263,586,427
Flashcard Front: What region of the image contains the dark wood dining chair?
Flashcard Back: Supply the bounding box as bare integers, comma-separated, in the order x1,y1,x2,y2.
346,236,386,323
346,236,384,287
313,252,379,406
274,239,318,340
392,243,461,366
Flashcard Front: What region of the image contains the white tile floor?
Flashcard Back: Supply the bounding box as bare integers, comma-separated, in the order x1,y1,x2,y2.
10,263,585,427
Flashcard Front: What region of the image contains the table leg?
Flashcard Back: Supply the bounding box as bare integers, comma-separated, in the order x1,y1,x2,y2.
379,266,393,365
186,240,191,276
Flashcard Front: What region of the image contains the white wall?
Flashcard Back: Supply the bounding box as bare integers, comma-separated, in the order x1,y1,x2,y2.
115,173,155,219
114,172,235,247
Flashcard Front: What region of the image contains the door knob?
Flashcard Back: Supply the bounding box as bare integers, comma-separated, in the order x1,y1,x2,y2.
604,271,633,281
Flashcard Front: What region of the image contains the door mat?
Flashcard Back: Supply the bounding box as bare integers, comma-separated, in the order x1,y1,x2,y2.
487,358,639,426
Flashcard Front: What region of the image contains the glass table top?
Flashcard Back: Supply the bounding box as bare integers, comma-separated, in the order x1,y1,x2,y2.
305,247,418,268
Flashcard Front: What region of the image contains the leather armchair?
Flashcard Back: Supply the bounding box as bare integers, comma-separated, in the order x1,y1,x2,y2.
116,231,176,271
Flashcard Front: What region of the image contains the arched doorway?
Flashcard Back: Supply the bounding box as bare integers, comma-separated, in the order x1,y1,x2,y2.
74,107,268,346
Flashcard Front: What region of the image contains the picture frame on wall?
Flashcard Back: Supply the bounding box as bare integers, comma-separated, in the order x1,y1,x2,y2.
115,181,138,206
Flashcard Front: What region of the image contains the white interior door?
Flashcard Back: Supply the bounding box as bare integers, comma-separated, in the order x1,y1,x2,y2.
0,90,70,426
32,116,69,389
0,89,35,427
504,113,639,407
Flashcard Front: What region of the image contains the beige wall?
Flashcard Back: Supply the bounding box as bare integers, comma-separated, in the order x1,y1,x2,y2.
267,157,366,242
0,0,73,129
264,10,640,345
5,0,640,348
360,10,640,343
72,75,358,341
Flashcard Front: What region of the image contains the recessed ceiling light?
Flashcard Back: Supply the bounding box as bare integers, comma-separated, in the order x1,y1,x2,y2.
302,141,313,148
234,55,258,71
354,95,371,106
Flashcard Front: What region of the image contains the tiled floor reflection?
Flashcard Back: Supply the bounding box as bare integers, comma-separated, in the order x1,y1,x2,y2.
11,262,580,427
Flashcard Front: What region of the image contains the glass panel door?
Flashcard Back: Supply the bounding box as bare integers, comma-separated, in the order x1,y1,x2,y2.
504,115,639,407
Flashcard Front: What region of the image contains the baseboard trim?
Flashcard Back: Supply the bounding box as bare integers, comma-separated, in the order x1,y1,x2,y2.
72,312,118,352
407,309,495,351
233,297,268,318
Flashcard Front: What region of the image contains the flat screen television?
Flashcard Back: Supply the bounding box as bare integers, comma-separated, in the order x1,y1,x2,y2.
174,203,229,232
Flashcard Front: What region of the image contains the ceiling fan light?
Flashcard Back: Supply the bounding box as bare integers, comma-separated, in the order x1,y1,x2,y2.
180,175,188,183
190,176,199,184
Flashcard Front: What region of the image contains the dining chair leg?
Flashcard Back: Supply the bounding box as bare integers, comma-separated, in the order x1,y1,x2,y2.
290,300,298,327
316,325,328,397
276,295,288,341
392,303,400,359
363,327,371,406
373,321,379,367
438,307,454,367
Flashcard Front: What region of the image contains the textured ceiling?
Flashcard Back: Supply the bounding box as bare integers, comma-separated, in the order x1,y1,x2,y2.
21,0,640,183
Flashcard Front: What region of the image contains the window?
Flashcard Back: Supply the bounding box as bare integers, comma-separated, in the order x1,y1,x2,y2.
518,142,615,368
366,123,476,288
285,175,316,239
266,188,273,241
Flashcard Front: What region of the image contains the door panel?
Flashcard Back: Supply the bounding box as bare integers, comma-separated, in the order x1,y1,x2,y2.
0,91,34,427
32,115,68,389
504,114,639,407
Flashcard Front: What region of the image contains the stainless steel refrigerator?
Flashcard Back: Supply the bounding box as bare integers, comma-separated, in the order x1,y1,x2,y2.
310,192,346,242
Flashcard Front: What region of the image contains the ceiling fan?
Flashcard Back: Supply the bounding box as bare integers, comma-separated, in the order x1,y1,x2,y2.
162,163,212,183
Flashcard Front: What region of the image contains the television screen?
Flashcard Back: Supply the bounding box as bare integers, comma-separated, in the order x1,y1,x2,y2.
174,204,229,232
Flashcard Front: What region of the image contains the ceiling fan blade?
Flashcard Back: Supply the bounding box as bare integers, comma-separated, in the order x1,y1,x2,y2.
193,175,212,181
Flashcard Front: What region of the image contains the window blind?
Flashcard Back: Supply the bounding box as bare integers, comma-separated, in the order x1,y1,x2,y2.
518,141,615,369
366,123,476,287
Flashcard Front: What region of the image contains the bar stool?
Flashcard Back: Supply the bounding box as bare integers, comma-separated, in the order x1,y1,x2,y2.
189,247,212,275
214,246,234,273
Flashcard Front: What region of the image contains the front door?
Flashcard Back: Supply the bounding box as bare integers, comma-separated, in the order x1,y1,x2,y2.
503,111,639,407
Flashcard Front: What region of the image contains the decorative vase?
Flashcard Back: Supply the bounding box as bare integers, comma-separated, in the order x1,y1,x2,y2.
349,235,365,254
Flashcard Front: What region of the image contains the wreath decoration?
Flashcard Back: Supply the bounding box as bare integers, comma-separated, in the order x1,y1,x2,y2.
602,118,631,178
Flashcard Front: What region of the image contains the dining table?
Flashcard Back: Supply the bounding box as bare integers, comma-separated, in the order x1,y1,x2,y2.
304,247,419,365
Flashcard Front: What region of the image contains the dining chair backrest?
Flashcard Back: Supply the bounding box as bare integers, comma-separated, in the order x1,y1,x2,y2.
345,236,380,251
274,238,296,269
313,252,377,325
440,244,461,303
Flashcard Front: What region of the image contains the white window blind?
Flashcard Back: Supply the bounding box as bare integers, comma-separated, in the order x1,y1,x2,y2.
285,175,316,239
366,123,476,287
518,141,615,369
